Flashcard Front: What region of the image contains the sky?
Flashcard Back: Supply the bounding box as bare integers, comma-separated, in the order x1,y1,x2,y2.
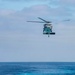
0,0,75,62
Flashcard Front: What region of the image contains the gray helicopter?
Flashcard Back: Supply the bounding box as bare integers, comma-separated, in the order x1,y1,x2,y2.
27,17,70,37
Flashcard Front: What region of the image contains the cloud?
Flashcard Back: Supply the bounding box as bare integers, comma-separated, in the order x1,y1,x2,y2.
0,9,15,16
2,0,49,2
49,0,75,9
61,0,75,4
0,4,75,61
0,4,74,32
2,0,26,1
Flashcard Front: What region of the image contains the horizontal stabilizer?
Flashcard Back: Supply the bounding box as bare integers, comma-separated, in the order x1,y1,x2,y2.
50,32,55,35
43,32,55,35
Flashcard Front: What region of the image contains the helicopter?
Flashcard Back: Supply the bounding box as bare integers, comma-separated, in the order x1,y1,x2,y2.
27,17,70,37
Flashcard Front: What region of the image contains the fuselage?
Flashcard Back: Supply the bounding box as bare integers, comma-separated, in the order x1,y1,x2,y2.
43,23,52,34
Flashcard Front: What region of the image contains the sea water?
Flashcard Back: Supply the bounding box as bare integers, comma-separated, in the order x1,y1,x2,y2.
0,62,75,75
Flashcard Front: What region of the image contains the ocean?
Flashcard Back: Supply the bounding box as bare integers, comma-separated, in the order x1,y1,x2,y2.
0,62,75,75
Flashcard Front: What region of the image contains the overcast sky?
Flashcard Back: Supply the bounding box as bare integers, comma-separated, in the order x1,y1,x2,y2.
0,0,75,62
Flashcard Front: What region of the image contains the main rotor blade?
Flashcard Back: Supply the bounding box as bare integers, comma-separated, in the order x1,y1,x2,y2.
27,21,45,23
63,19,71,22
38,17,51,23
52,19,71,24
38,17,47,22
